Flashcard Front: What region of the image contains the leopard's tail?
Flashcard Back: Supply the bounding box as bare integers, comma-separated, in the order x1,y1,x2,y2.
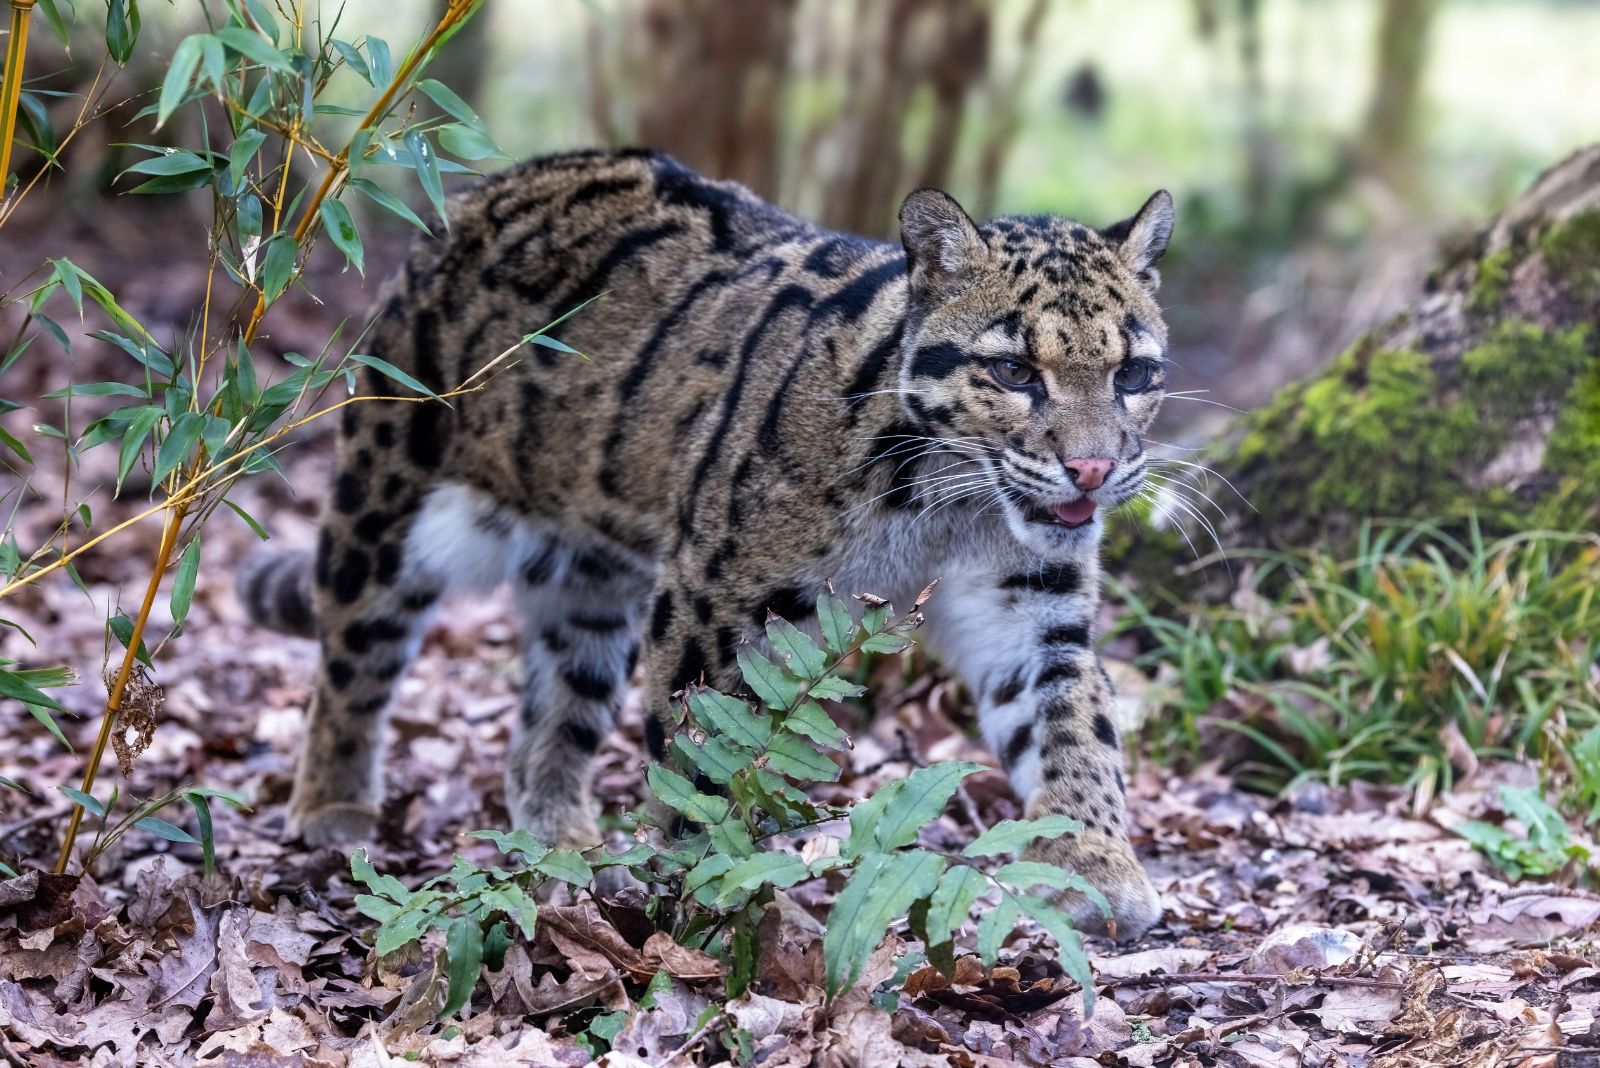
235,549,317,638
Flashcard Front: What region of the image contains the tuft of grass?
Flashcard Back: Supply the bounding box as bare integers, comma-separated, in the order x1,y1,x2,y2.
1116,519,1600,803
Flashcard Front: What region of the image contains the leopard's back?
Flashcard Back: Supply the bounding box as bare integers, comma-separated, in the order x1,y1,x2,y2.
337,150,905,566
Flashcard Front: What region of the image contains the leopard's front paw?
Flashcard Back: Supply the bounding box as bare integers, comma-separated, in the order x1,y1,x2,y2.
1024,830,1161,941
289,801,381,847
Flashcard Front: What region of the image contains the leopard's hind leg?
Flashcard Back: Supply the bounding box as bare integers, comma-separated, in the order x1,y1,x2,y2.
280,448,457,846
506,538,652,848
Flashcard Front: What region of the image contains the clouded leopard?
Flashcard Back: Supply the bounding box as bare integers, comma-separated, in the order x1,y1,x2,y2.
239,147,1175,939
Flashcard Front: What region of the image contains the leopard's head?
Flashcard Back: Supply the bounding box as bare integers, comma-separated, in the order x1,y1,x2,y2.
895,187,1174,557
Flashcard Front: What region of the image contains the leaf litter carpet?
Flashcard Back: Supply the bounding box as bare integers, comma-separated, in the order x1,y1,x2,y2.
3,455,1599,1067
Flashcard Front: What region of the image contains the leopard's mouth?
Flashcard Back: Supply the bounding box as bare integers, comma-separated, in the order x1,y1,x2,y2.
1022,496,1098,529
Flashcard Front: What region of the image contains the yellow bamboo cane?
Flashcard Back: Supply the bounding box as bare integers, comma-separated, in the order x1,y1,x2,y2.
53,506,185,874
1,0,37,195
51,0,485,873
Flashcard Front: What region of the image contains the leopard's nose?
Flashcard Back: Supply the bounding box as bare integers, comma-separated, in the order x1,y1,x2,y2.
1063,457,1116,490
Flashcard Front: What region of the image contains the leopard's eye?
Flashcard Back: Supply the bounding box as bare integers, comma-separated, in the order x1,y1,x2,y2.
989,359,1038,389
1113,359,1156,393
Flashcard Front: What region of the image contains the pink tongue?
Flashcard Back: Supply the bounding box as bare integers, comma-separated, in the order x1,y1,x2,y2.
1053,498,1097,525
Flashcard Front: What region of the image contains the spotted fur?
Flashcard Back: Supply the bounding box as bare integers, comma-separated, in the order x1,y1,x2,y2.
238,148,1176,939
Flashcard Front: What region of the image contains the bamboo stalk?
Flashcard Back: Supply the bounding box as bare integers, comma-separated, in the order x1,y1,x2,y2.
240,0,478,346
49,0,484,874
1,0,37,194
0,386,477,602
53,505,185,874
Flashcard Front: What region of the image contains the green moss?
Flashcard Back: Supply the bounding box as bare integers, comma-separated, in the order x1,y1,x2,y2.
1233,345,1483,520
1222,318,1598,540
1468,248,1513,313
1461,319,1592,415
1541,209,1600,304
1542,359,1600,527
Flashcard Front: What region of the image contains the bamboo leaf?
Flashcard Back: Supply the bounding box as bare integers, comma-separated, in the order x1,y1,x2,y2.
107,612,152,667
405,128,446,227
157,35,205,128
105,0,141,65
187,792,216,876
115,406,163,492
331,39,371,83
527,334,582,356
319,199,364,275
152,410,204,486
134,815,199,844
42,381,148,400
119,149,212,179
416,78,483,126
0,426,33,465
260,234,297,302
222,499,271,540
59,786,107,817
228,128,268,192
437,122,503,162
215,25,296,73
49,258,84,314
365,35,393,85
169,536,202,625
348,177,431,234
348,352,438,398
10,671,72,750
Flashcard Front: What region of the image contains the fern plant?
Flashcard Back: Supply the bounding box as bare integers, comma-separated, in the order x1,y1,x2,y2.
351,584,1107,1027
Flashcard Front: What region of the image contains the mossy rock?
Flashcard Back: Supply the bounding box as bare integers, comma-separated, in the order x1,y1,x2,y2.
1112,147,1600,580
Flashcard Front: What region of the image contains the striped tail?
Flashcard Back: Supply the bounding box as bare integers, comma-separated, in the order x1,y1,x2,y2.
235,550,317,637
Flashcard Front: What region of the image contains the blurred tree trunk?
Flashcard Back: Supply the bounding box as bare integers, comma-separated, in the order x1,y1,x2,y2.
1118,144,1600,581
972,0,1046,220
820,0,918,234
1359,0,1439,193
1235,0,1274,223
631,0,797,203
587,0,1038,237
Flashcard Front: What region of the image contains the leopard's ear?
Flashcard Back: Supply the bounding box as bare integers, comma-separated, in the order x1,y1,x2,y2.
899,188,984,300
1102,190,1174,293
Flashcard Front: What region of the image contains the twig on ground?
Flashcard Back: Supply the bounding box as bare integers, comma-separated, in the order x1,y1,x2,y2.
657,1012,726,1066
0,1030,29,1068
956,783,989,834
1498,886,1600,904
1100,971,1405,991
